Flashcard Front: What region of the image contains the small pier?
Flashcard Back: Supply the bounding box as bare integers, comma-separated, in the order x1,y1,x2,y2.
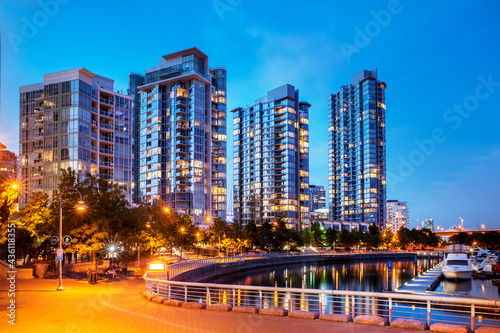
396,262,443,294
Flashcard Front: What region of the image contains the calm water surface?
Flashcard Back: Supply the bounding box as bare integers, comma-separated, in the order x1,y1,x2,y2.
212,258,439,292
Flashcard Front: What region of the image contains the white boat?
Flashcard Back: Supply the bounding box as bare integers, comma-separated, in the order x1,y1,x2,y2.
442,253,473,280
470,246,494,261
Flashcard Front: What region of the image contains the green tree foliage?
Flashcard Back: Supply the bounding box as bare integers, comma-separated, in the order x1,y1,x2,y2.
14,192,54,238
382,229,394,248
69,222,108,271
396,227,413,249
449,232,472,245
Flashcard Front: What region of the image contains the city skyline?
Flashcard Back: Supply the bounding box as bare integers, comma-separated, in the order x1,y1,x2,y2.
0,1,499,229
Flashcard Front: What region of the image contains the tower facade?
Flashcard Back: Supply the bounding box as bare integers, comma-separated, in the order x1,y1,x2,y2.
19,68,133,206
309,184,326,212
232,84,310,230
328,69,387,229
132,48,227,227
386,199,409,233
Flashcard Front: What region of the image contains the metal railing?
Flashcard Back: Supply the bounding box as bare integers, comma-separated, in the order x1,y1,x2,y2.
162,251,434,281
144,275,500,331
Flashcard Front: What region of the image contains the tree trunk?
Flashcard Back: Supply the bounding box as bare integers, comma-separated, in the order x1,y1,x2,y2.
92,251,97,272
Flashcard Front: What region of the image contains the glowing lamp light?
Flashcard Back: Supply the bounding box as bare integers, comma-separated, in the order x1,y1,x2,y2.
109,245,116,252
74,200,88,211
164,207,170,213
11,183,18,189
147,262,167,272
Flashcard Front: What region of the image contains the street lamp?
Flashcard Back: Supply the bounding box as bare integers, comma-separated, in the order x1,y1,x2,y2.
179,227,185,261
218,230,225,257
109,245,116,264
57,188,87,291
481,224,485,230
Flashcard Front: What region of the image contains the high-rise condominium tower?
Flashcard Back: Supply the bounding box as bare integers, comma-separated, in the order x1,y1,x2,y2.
130,48,227,227
386,199,409,233
232,84,310,230
19,68,133,206
328,69,387,229
309,184,326,212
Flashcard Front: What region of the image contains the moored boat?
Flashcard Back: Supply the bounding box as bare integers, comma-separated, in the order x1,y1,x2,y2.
442,253,473,280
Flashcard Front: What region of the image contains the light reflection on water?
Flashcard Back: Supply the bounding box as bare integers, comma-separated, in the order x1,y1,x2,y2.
212,258,439,292
435,278,500,298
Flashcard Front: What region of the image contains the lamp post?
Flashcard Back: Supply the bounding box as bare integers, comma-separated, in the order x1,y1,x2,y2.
57,188,87,291
179,227,185,261
218,230,225,257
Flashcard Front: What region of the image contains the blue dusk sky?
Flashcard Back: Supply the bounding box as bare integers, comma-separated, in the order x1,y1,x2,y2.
0,0,499,230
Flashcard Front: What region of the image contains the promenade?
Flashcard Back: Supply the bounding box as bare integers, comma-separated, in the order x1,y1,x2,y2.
0,276,420,333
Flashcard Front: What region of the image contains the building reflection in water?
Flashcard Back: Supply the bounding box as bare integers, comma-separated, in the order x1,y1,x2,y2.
213,258,439,292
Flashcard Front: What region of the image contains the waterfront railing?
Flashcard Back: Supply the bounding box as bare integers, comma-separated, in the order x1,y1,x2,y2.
164,251,442,280
144,275,500,331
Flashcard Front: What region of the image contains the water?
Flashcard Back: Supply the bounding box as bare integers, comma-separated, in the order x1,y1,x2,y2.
434,278,500,298
212,258,439,292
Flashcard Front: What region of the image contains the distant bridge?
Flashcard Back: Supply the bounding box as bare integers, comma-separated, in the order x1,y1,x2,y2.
435,229,500,236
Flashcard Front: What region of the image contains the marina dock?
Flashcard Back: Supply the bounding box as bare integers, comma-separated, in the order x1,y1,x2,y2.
396,262,443,294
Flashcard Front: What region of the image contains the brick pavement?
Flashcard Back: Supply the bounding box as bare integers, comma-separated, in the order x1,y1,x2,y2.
1,277,420,333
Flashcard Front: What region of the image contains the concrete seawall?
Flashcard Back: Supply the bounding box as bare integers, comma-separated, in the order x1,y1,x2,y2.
171,253,414,282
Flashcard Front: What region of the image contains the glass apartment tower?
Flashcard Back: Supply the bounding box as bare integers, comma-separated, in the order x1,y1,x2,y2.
131,48,227,227
328,69,387,229
309,184,326,212
386,199,409,233
19,68,133,207
232,84,310,230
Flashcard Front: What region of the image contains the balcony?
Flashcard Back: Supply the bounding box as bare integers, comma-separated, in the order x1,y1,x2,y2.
34,132,44,138
176,99,187,108
99,148,113,155
176,140,187,146
100,123,114,130
99,136,114,143
91,133,97,139
99,173,113,180
100,110,113,118
100,98,114,106
99,161,113,167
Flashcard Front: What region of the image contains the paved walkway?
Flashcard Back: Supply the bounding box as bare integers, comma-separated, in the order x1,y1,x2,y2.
1,277,421,333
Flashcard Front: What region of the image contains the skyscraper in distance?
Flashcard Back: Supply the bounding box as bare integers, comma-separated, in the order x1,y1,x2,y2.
328,69,387,229
309,184,326,212
131,48,227,227
386,199,409,233
19,68,133,207
232,84,310,230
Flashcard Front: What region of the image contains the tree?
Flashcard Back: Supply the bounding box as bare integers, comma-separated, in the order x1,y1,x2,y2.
0,181,19,243
14,192,54,238
449,232,472,245
366,223,381,249
382,229,394,249
396,227,412,249
69,222,108,271
325,227,338,248
140,228,166,256
243,221,260,249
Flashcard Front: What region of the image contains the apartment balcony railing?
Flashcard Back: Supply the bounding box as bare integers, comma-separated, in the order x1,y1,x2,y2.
99,148,113,155
99,136,114,143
